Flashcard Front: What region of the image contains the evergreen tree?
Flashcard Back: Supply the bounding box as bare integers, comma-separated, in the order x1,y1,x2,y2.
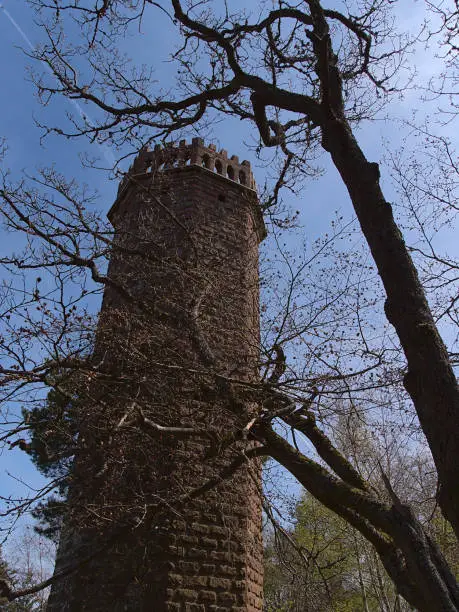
15,382,78,542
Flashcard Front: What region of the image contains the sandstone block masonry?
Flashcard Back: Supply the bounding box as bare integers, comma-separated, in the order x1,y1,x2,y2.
46,139,266,611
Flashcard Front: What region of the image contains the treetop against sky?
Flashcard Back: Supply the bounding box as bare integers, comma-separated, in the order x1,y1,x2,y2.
0,0,454,475
0,0,455,509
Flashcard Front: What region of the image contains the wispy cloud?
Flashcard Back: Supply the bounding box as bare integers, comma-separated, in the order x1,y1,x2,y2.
0,2,116,167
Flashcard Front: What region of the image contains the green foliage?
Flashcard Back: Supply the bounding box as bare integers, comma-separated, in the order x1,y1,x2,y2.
429,511,459,580
21,383,78,542
263,492,410,612
30,498,67,544
294,493,355,595
263,540,295,612
23,387,77,479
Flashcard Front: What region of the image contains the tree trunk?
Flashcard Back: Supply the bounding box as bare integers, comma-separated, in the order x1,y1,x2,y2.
323,115,459,540
262,424,459,611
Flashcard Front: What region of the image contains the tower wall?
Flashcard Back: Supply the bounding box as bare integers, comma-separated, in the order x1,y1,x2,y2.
46,138,265,611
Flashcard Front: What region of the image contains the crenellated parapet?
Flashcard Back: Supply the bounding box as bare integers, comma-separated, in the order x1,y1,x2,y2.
118,137,256,195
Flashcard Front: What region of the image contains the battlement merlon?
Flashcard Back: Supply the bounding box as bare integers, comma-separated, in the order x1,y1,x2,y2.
110,138,267,240
130,137,256,187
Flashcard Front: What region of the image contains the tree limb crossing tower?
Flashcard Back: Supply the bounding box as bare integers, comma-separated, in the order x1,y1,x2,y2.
47,138,266,611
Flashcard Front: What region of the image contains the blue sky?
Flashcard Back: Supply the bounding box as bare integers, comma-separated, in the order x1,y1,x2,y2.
1,0,457,553
0,0,438,226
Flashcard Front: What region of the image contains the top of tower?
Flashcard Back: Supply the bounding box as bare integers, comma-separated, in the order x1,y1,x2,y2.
116,137,257,197
111,138,266,241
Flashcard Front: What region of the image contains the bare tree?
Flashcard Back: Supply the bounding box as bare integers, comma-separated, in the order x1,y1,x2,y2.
1,0,459,609
23,0,459,536
0,530,54,610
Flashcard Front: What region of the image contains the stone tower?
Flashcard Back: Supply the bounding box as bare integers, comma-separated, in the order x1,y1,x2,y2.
46,138,266,611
